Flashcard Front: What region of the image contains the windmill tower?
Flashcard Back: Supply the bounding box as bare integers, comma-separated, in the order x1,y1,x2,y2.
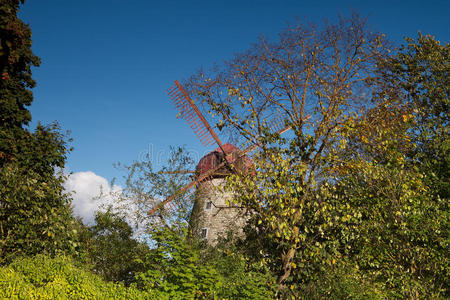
189,143,254,244
148,80,288,245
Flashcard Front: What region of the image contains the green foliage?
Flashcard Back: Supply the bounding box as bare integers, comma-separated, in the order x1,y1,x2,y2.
295,261,386,299
378,33,449,199
230,152,388,298
0,0,39,135
134,227,220,299
335,34,450,298
337,162,448,298
133,227,276,299
0,124,77,263
202,239,276,299
0,1,77,263
0,254,154,299
322,68,448,297
75,209,150,286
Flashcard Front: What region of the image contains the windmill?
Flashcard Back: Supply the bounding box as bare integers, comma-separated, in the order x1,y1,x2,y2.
148,80,290,244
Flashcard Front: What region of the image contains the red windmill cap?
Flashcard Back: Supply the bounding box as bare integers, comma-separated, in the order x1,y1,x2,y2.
196,143,253,177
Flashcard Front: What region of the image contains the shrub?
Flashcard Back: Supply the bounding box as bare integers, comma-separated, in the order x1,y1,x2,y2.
0,254,155,299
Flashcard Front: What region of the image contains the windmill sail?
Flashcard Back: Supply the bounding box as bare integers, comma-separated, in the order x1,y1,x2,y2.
268,114,287,133
167,81,222,147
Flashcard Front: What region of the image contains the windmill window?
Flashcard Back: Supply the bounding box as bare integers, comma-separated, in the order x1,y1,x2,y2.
205,201,213,210
200,228,208,239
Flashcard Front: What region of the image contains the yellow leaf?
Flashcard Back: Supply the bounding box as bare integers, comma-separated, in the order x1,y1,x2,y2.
361,136,368,143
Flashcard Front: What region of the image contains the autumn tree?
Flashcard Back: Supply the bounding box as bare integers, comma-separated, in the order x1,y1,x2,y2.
186,14,390,289
337,33,449,298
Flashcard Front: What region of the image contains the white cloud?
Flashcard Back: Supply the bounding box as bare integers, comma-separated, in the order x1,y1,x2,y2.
64,171,122,225
64,171,156,240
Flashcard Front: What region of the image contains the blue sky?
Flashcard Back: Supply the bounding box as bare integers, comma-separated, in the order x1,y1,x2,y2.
20,0,449,187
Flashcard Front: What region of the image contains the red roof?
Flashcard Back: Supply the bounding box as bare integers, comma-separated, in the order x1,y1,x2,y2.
196,143,253,177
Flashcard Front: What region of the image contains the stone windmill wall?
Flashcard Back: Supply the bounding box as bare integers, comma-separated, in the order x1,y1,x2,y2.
189,143,251,245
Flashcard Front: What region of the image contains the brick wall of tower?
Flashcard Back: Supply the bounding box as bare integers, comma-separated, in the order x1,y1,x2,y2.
189,178,247,245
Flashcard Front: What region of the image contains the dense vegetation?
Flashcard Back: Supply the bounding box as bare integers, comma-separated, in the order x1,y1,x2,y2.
0,254,153,299
0,0,76,263
0,1,448,299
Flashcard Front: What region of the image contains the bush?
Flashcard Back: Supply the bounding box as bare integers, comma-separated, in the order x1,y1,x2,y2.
0,254,155,299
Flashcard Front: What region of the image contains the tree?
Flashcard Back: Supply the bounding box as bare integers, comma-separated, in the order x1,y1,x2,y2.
0,0,39,161
187,14,390,288
0,0,76,262
376,33,449,200
110,146,195,233
76,209,151,286
134,226,277,299
340,33,449,298
134,227,221,299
